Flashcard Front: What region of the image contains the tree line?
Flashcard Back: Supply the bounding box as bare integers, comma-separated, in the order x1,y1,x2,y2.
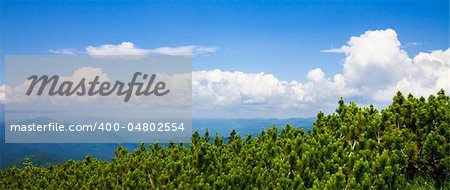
1,90,449,189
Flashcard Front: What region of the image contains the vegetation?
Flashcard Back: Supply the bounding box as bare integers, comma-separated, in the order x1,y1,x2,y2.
1,91,449,189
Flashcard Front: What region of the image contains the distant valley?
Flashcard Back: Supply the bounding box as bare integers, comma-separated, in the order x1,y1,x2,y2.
0,117,314,168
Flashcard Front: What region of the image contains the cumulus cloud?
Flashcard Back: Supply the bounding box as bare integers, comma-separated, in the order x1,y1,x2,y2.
340,29,412,90
193,70,286,107
86,42,150,56
193,29,449,117
324,29,449,102
307,68,326,82
371,48,450,102
191,68,359,117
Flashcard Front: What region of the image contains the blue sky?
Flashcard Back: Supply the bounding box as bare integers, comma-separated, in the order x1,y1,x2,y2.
1,1,449,118
2,1,448,83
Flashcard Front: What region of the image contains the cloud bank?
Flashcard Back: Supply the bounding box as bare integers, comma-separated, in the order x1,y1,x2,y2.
5,29,449,118
193,29,449,117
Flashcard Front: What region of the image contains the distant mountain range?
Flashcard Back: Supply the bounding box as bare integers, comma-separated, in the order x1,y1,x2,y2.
193,118,315,137
0,116,314,169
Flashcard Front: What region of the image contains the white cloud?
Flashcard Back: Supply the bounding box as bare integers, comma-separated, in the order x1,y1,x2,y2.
86,42,150,56
371,49,450,102
339,29,412,90
149,45,217,56
319,29,449,101
49,48,78,55
320,48,345,53
307,68,326,82
193,29,449,117
84,42,217,57
191,68,354,117
193,70,286,106
49,42,218,57
194,46,218,54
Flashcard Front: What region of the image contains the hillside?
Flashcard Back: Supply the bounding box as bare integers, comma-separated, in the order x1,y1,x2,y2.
1,91,449,189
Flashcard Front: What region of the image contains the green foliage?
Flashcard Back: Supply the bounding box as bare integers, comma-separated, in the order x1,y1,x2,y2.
1,91,449,189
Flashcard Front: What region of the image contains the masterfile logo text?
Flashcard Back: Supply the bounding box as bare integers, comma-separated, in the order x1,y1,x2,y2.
26,72,170,102
4,55,192,143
